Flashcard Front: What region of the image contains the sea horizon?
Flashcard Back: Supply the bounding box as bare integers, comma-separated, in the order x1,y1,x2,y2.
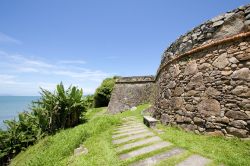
0,96,40,129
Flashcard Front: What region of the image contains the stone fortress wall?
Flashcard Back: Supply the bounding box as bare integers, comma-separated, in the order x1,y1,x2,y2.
107,76,156,114
108,4,250,137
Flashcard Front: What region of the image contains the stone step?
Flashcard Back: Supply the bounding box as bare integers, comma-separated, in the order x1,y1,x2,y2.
117,125,144,129
176,154,211,166
115,126,147,133
113,132,154,145
116,136,162,153
119,141,172,160
129,148,185,166
117,124,145,129
113,129,149,139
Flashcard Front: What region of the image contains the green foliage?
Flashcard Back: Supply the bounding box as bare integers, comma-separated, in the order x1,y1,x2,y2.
32,83,86,134
83,95,94,109
0,83,87,165
93,77,115,107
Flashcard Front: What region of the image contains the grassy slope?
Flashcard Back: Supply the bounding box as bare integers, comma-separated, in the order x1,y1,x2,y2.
10,107,121,166
157,124,250,166
11,104,250,166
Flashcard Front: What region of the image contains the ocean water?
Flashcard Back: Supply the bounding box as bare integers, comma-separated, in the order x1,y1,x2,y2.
0,96,40,129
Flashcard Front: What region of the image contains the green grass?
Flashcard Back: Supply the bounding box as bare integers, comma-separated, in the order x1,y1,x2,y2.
10,108,121,166
10,103,250,166
156,124,250,166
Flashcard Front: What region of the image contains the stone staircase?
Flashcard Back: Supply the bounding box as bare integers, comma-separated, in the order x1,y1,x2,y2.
112,117,212,166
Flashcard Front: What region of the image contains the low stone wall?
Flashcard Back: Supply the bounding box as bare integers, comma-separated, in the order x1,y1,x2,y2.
107,76,155,114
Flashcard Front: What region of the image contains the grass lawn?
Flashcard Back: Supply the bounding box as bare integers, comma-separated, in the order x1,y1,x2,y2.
10,104,250,166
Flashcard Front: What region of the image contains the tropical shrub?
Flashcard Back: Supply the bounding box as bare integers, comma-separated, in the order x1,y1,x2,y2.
0,113,42,164
32,83,86,134
93,77,115,107
0,83,86,165
84,95,94,109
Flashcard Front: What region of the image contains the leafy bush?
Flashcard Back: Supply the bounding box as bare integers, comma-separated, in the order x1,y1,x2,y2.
84,95,94,109
93,77,115,107
32,83,86,134
0,83,86,165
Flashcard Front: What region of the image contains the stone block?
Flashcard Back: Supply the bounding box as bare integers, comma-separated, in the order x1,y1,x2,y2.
197,99,221,116
143,116,159,128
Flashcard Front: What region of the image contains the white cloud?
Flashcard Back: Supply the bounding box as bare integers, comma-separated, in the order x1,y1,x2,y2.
0,32,22,44
0,74,16,84
0,50,114,95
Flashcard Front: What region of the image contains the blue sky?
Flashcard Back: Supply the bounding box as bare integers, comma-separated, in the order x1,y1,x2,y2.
0,0,249,96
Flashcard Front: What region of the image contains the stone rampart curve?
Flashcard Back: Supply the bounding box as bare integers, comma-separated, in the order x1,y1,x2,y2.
160,4,250,67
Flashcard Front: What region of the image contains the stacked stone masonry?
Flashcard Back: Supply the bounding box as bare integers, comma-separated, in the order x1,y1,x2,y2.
108,4,250,137
108,76,155,114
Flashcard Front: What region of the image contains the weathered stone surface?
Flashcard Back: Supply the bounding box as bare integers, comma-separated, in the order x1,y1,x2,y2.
119,141,171,160
225,111,249,120
236,53,250,60
231,68,250,80
231,86,249,95
204,87,221,97
112,129,149,139
176,154,211,166
221,70,233,76
143,116,159,128
212,53,229,69
229,120,247,129
112,132,154,145
184,61,198,75
167,81,176,89
198,63,213,71
193,117,205,125
226,127,248,138
173,87,184,96
207,130,224,136
198,99,221,116
169,64,181,77
229,57,239,63
214,12,245,38
185,90,199,97
164,89,172,99
108,80,155,114
116,125,145,131
116,136,161,153
171,97,184,109
212,20,224,27
215,117,229,124
185,104,195,112
161,114,171,124
130,148,185,166
187,72,204,90
176,115,184,123
74,145,88,156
